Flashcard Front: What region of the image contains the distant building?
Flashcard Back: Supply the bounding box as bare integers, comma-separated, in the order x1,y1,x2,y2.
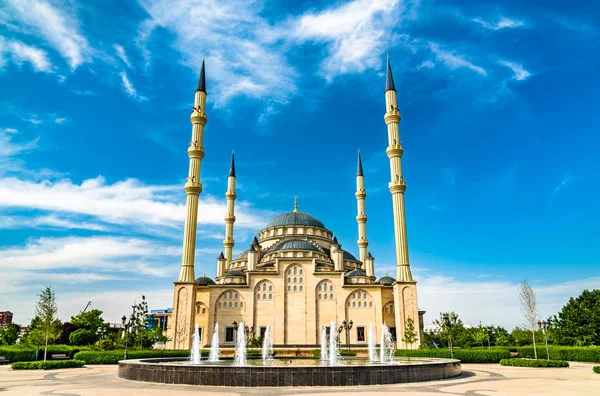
147,308,171,331
0,311,13,326
424,324,474,334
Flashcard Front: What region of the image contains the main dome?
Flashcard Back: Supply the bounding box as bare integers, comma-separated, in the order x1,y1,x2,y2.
266,211,326,229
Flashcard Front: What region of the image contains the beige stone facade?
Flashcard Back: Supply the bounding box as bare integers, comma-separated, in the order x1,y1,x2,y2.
166,58,423,350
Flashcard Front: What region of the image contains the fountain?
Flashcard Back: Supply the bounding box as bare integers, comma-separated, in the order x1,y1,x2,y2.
189,324,201,364
208,323,220,362
328,319,340,365
233,322,247,366
262,325,273,361
368,322,376,363
320,327,329,361
119,322,461,387
380,323,394,363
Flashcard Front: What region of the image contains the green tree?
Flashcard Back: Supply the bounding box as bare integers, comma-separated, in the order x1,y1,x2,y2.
473,324,488,347
33,286,62,361
69,329,96,345
402,317,418,346
71,309,107,333
551,289,600,346
0,323,21,345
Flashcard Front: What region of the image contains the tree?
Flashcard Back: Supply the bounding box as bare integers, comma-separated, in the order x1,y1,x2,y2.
0,323,21,345
551,289,600,346
69,329,96,345
519,279,539,359
473,324,488,347
33,286,62,361
71,309,106,333
402,317,418,346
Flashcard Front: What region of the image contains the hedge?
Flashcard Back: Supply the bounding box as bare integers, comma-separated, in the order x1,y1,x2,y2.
73,349,201,364
500,358,569,368
394,348,511,363
593,366,600,374
11,360,85,370
516,346,600,362
0,345,90,362
311,349,357,357
246,350,277,357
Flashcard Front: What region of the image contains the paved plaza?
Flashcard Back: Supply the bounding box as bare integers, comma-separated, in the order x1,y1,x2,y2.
0,362,598,395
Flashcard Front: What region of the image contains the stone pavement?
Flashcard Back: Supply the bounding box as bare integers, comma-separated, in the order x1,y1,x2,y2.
0,362,598,395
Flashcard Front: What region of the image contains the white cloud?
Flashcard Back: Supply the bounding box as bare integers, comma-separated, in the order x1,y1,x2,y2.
120,71,147,101
54,117,67,124
290,0,403,81
0,37,52,72
429,43,487,76
113,44,131,68
0,127,38,157
418,60,434,70
472,16,525,31
499,60,531,81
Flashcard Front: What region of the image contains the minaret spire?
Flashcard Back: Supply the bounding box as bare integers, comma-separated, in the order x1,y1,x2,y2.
178,60,208,283
355,149,370,272
223,150,237,264
383,57,413,282
293,195,298,212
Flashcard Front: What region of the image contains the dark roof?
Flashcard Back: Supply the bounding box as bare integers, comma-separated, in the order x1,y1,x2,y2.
252,236,260,250
229,151,235,177
196,58,206,92
345,269,368,277
376,275,396,285
342,250,358,261
218,252,225,260
357,150,364,177
235,250,249,260
332,236,339,246
266,211,326,229
195,276,216,286
272,239,321,252
385,57,396,92
367,251,374,259
224,269,245,278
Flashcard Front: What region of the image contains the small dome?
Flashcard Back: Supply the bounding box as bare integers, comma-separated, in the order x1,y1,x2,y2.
273,239,321,252
224,270,245,278
195,276,216,286
342,250,358,261
345,269,368,277
266,211,326,229
235,251,249,260
376,275,396,285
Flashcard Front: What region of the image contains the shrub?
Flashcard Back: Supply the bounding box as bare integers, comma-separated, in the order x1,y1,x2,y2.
0,346,37,362
11,360,85,370
500,358,569,368
311,349,357,357
0,345,91,362
69,329,96,346
394,348,511,363
593,366,600,374
73,349,201,364
246,350,277,357
516,346,600,362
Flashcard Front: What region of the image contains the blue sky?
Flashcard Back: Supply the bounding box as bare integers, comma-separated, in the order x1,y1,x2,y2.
1,0,598,328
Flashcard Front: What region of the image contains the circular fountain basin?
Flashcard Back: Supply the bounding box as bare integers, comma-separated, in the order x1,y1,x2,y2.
118,357,461,387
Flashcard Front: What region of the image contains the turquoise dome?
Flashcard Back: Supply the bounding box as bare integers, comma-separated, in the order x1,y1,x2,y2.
272,239,321,252
266,211,326,229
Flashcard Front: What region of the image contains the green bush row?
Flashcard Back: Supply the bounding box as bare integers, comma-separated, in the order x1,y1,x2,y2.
73,349,198,364
0,345,90,362
311,349,357,357
11,360,85,370
246,350,277,357
394,348,511,363
500,358,569,368
593,366,600,374
516,346,600,362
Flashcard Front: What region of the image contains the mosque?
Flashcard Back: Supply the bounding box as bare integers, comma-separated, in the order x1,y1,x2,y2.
166,58,424,350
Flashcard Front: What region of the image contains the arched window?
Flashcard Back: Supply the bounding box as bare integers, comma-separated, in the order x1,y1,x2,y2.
269,294,272,300
294,285,297,291
299,285,303,291
347,289,374,309
317,280,335,300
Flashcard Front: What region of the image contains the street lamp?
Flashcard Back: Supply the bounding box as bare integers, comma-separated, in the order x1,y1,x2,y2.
338,320,354,351
442,313,458,359
122,314,135,360
485,326,495,348
538,320,550,360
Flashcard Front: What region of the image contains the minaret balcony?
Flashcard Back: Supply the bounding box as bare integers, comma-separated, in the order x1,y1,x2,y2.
386,145,404,157
190,111,207,125
225,192,237,200
187,146,205,159
388,180,407,193
356,214,367,222
224,214,236,222
355,191,366,199
357,239,369,247
184,181,203,195
384,112,401,124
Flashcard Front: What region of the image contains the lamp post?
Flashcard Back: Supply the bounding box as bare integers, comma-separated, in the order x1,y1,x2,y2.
122,314,135,360
485,326,495,348
538,320,550,360
442,313,458,359
338,320,354,351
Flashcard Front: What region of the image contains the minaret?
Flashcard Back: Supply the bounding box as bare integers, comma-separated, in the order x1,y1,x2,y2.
223,150,236,262
177,57,208,283
355,149,370,272
384,57,413,282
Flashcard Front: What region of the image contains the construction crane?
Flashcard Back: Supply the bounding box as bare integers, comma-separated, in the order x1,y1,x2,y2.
82,301,91,313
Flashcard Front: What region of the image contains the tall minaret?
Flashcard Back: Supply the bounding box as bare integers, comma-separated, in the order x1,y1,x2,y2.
384,57,413,282
177,57,208,283
355,149,370,271
223,150,236,262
